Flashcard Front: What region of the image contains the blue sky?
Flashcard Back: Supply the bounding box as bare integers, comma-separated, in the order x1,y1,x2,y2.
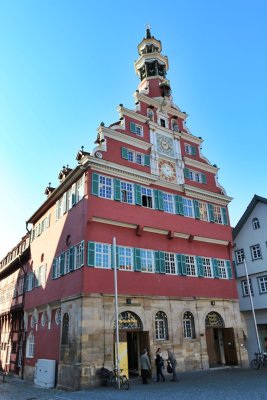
1,0,266,259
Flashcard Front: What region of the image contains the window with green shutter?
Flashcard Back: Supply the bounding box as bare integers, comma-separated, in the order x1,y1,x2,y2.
91,173,99,196
201,174,207,184
212,258,219,278
88,242,95,267
208,204,215,222
193,200,200,219
175,195,184,215
135,184,142,205
176,254,187,275
184,168,190,179
225,260,233,279
154,251,165,273
114,179,121,201
121,147,128,160
221,207,229,225
196,256,204,277
154,190,164,210
134,248,142,272
144,154,150,167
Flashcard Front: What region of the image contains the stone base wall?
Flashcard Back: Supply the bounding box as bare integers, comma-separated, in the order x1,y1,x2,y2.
56,293,248,390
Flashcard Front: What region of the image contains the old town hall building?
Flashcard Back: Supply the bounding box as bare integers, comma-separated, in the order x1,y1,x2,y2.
0,29,248,390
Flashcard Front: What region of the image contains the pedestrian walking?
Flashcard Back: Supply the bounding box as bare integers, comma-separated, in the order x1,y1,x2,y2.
155,347,165,382
140,349,151,384
167,348,178,382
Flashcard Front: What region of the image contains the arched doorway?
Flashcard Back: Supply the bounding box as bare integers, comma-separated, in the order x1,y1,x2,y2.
205,311,238,367
114,311,149,377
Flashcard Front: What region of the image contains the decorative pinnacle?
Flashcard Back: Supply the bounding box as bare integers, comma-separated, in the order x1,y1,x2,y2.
145,23,151,38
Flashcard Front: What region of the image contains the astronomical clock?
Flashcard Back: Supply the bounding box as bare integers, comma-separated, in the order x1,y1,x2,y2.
156,134,174,157
158,159,177,182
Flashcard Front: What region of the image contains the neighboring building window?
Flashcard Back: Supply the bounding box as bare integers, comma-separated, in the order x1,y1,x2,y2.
141,187,153,208
258,276,267,294
62,313,69,345
185,255,197,276
99,175,113,199
163,193,174,213
252,218,260,230
202,257,213,278
64,249,71,273
241,279,253,296
140,250,154,272
76,176,84,202
251,244,262,260
155,311,169,340
95,243,110,268
25,272,35,291
217,260,227,279
235,249,245,264
199,201,209,222
118,247,133,271
165,253,176,274
26,331,35,358
120,181,134,204
36,265,46,287
183,198,194,218
183,311,196,339
213,205,223,224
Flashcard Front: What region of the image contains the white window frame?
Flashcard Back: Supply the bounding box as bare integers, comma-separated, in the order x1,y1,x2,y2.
99,175,113,199
74,242,84,270
165,253,176,275
185,255,197,276
199,201,209,222
155,311,168,340
252,218,260,230
235,249,245,264
251,244,262,260
213,205,223,224
217,259,227,279
140,249,154,273
141,187,153,208
163,193,175,214
241,278,253,296
26,331,35,358
258,276,267,294
183,198,194,218
136,152,144,165
95,243,111,268
202,257,213,278
120,181,134,204
135,124,143,136
118,247,133,271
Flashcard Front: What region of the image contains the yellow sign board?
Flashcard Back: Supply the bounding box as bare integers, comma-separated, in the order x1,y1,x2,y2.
115,342,129,378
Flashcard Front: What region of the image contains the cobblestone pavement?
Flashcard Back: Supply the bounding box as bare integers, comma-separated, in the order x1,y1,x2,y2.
0,368,266,400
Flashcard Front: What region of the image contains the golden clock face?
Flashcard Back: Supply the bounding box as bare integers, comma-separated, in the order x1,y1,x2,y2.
159,159,176,182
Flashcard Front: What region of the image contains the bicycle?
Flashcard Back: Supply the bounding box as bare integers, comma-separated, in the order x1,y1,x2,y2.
250,352,267,369
110,367,130,390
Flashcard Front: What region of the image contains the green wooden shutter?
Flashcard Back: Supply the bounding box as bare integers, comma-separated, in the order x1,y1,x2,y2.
144,154,150,166
194,200,200,219
130,122,136,133
69,247,74,271
87,242,95,267
159,251,165,273
60,253,65,276
191,146,197,155
226,260,233,279
175,195,184,215
196,256,204,277
134,248,142,272
201,174,207,184
154,251,160,273
52,259,57,279
176,254,182,275
180,254,187,275
212,258,219,278
154,190,159,210
208,204,214,222
114,179,121,201
80,240,84,266
121,147,128,160
91,173,99,196
135,184,142,205
184,168,190,179
221,207,229,225
158,190,164,211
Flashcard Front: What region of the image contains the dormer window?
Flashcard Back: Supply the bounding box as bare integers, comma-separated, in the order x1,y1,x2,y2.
130,122,143,137
252,218,260,230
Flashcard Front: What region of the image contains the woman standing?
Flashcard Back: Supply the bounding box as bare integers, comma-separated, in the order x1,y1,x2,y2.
155,348,165,382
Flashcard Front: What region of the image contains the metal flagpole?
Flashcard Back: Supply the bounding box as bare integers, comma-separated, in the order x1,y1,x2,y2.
243,257,261,353
113,237,120,388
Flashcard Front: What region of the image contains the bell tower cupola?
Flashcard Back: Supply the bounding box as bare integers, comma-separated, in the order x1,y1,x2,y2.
134,26,171,98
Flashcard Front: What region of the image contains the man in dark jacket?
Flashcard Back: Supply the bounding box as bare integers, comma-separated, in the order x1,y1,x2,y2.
140,349,151,384
167,348,178,381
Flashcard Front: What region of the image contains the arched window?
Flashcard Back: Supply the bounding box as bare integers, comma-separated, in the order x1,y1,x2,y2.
62,313,69,345
26,331,35,358
171,119,179,132
252,218,260,230
155,311,169,340
147,108,154,121
183,311,196,339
